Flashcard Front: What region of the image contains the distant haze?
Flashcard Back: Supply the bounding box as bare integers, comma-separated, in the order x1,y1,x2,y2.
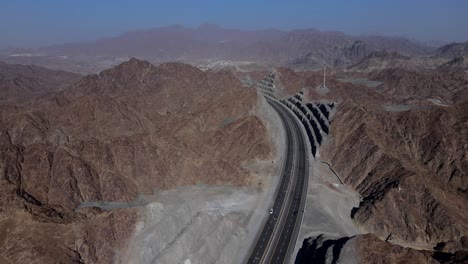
1,0,467,49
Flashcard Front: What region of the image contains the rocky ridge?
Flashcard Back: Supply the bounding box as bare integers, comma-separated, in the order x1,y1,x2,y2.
275,67,468,263
0,61,82,102
1,25,433,73
0,59,273,263
346,41,468,73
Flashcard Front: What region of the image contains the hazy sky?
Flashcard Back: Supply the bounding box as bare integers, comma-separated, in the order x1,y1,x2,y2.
1,0,467,48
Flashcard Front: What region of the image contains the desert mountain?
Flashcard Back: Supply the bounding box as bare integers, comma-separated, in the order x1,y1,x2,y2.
435,41,468,59
288,40,373,69
439,56,468,71
436,42,468,72
275,67,468,262
347,41,468,72
325,98,467,250
0,61,81,102
368,66,468,104
347,51,414,71
1,25,433,73
0,59,272,263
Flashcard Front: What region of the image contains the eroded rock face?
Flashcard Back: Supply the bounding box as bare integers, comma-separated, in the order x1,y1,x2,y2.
276,65,468,262
355,234,438,264
322,99,468,250
0,59,272,262
333,41,373,69
436,41,468,60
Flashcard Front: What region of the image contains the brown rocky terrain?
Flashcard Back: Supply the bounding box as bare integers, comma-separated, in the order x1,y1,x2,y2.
275,67,387,103
368,66,468,104
2,52,466,263
356,234,438,264
326,100,467,249
356,234,468,264
0,61,82,103
435,42,468,60
347,51,415,72
0,59,273,263
288,40,374,70
440,56,468,71
276,67,468,262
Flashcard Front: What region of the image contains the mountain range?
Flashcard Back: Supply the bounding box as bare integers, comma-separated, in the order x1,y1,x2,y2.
0,59,273,263
0,24,442,73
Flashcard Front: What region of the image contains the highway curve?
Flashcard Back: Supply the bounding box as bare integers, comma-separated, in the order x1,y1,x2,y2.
247,97,309,264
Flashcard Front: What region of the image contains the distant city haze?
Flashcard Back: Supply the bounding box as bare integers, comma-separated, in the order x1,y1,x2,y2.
1,0,468,49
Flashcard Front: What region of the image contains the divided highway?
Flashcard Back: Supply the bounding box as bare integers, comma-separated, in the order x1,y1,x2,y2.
247,97,309,264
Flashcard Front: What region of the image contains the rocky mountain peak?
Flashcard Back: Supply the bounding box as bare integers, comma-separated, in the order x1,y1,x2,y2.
70,59,207,97
99,57,153,76
343,40,372,57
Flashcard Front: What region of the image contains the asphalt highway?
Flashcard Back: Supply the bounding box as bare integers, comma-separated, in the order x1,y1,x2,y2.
247,97,309,264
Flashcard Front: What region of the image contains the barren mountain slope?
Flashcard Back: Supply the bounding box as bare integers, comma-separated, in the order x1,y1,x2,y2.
288,40,374,69
323,100,467,249
275,67,388,104
435,41,468,59
39,26,429,62
347,42,468,73
369,66,468,104
0,59,272,263
347,51,415,71
0,61,82,102
276,68,468,262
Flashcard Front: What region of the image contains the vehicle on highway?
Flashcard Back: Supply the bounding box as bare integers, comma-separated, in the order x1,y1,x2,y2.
270,208,274,214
